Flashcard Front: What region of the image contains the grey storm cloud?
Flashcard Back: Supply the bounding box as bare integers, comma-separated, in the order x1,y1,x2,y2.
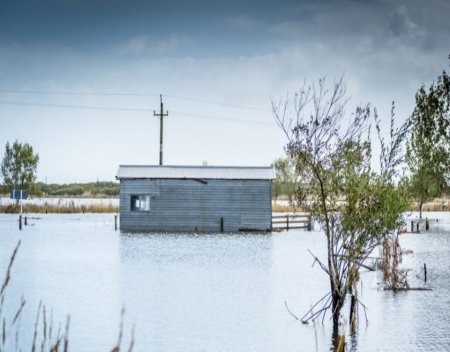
0,0,448,58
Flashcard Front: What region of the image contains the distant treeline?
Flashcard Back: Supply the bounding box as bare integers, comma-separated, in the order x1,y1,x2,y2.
38,181,119,197
0,181,119,197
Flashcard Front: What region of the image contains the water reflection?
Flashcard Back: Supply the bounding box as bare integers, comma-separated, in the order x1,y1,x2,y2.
119,232,274,351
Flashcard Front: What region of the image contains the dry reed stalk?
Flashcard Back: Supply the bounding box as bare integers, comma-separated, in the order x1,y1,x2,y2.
1,241,135,351
272,204,305,212
0,241,21,297
2,318,5,348
127,324,135,352
111,308,125,352
49,309,53,345
12,296,26,325
336,334,345,352
64,316,70,352
43,305,47,349
49,323,62,352
0,202,119,214
111,308,135,352
31,301,42,352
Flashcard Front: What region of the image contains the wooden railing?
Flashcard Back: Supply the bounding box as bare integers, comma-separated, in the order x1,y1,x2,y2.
272,213,312,232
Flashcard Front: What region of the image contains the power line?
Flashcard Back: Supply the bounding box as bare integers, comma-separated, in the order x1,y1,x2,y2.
171,110,274,126
0,89,271,112
0,99,152,112
164,94,271,112
0,99,275,126
0,89,159,97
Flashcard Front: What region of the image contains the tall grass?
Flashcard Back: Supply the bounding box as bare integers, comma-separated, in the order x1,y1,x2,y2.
1,201,118,214
273,198,450,213
0,241,134,351
272,204,306,213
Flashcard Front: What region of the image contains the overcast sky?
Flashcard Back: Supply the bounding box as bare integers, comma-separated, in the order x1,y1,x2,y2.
0,0,449,183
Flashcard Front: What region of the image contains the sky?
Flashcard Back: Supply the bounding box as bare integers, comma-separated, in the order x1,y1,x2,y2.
0,0,449,183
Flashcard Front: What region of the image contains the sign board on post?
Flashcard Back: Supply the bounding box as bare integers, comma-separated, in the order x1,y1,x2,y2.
10,189,28,200
10,189,28,219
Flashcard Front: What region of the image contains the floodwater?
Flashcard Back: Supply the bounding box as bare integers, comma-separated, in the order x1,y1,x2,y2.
0,212,449,351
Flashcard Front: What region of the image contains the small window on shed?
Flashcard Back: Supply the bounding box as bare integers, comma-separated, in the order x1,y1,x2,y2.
130,195,151,212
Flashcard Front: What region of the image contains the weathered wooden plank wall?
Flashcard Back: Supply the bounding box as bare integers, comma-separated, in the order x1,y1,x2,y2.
119,178,272,232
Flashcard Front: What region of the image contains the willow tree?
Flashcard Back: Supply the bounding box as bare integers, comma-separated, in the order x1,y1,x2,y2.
406,66,450,219
273,78,410,330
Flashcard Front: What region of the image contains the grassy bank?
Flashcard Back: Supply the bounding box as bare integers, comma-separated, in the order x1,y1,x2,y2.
272,204,306,212
272,197,450,213
1,201,118,214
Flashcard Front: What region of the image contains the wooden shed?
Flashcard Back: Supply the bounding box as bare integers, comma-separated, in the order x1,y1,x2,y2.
115,165,275,232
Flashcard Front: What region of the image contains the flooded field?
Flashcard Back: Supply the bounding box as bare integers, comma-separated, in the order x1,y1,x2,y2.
0,212,449,351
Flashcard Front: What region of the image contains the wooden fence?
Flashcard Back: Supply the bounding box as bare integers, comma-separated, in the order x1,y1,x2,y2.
272,213,312,232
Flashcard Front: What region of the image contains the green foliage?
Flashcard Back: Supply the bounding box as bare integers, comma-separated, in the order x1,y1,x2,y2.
272,157,297,202
274,77,411,328
406,62,450,218
1,140,39,193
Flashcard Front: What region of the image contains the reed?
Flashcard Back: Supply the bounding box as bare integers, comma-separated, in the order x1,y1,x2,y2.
0,241,134,351
272,204,306,213
402,197,450,212
1,201,118,214
378,234,410,290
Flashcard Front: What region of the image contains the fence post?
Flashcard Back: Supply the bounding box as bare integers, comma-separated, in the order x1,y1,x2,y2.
424,263,427,282
19,214,22,230
307,214,312,231
286,215,289,230
114,214,118,231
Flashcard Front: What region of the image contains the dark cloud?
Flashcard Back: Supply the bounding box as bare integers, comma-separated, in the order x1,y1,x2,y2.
389,6,415,37
0,0,285,48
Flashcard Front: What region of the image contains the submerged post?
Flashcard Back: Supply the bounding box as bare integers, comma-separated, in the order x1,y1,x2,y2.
220,217,224,233
24,216,28,226
424,263,427,282
114,214,118,231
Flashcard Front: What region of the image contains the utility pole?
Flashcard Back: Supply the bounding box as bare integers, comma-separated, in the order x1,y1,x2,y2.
154,94,168,165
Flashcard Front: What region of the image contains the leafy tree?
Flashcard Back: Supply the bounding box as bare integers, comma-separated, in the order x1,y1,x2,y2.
272,157,296,204
1,140,39,193
406,65,450,219
273,78,411,333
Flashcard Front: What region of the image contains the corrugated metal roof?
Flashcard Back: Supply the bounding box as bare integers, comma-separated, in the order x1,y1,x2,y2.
116,165,276,180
